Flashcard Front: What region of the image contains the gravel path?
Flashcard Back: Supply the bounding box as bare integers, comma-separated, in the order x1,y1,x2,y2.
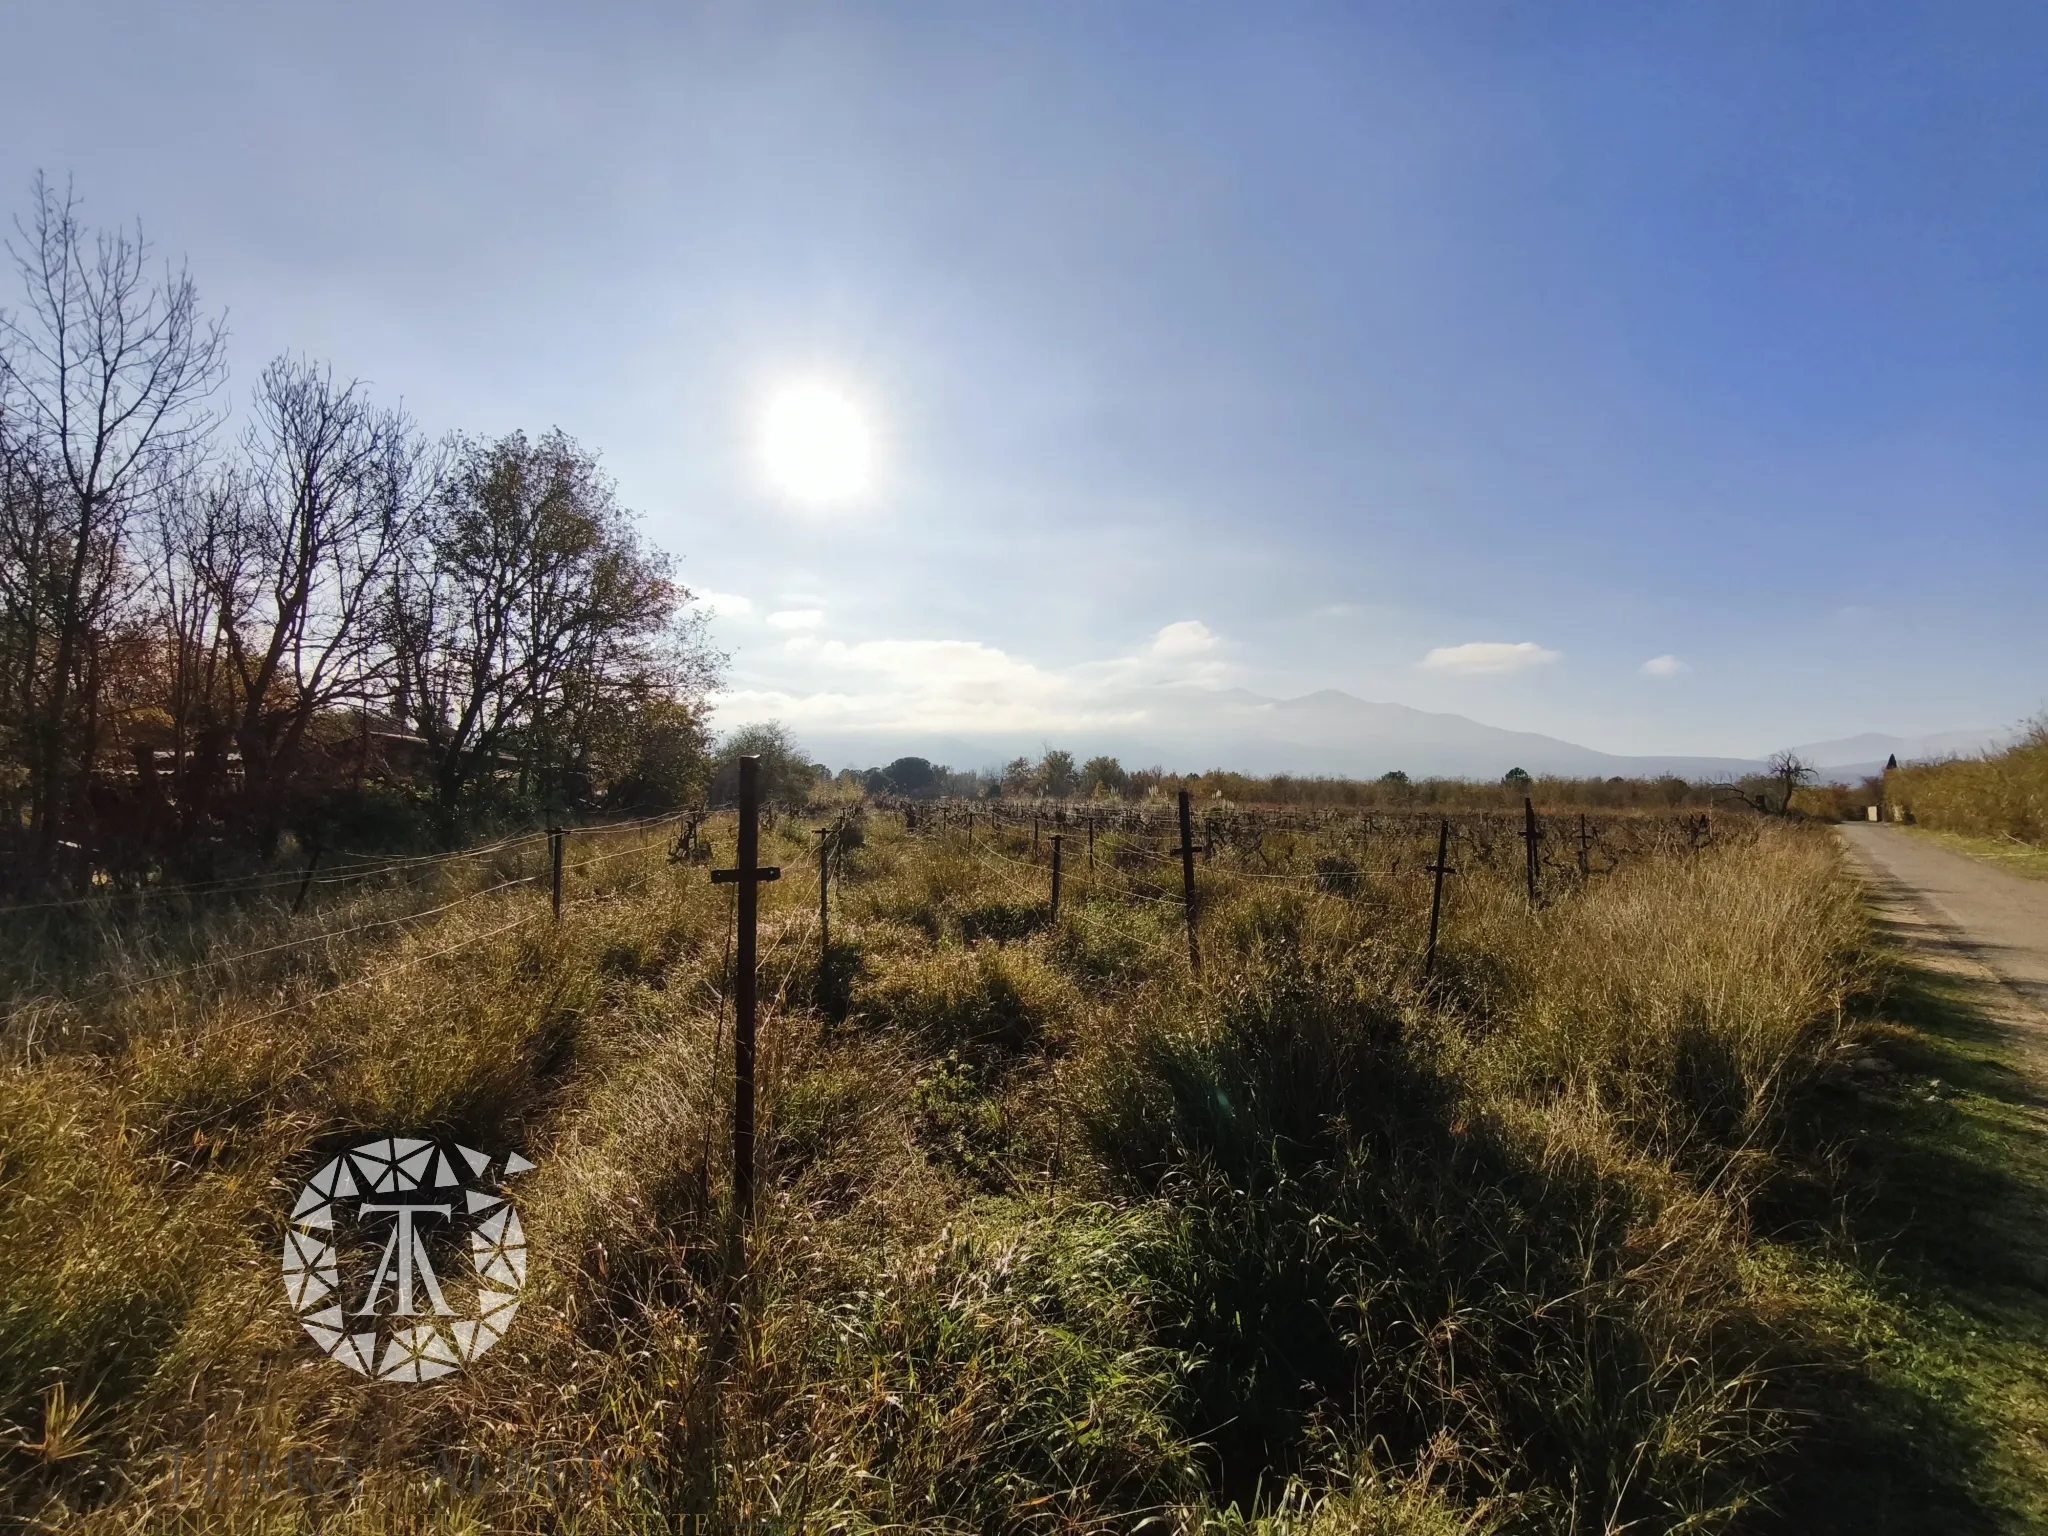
1838,824,2048,1078
1839,826,2048,1016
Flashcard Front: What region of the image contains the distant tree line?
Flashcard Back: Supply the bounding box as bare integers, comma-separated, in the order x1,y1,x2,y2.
816,744,1781,813
0,178,719,888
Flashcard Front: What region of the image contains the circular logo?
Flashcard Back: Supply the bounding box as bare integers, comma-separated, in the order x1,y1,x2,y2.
282,1137,533,1382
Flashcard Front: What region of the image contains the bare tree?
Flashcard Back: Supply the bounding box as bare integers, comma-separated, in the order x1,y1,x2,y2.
0,409,65,827
149,470,232,775
194,356,431,834
0,175,225,860
1766,750,1814,815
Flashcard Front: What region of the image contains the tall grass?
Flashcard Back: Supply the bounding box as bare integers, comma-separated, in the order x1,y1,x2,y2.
1889,717,2048,845
0,810,1867,1531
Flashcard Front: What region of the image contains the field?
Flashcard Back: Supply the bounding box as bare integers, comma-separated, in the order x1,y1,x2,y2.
0,797,1974,1532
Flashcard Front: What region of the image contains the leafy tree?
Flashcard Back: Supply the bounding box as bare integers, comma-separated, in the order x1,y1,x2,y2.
1039,749,1078,797
1378,770,1409,785
712,721,815,808
882,755,938,796
608,698,711,811
1502,766,1533,789
388,429,708,831
1081,755,1129,798
999,756,1036,796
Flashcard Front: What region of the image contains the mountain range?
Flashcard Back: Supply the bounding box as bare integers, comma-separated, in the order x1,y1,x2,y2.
795,687,2009,785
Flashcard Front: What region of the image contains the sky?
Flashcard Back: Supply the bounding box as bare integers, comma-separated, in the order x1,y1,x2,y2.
3,1,2043,768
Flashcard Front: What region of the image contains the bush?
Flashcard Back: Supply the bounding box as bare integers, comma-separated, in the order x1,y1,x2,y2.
1890,717,2048,844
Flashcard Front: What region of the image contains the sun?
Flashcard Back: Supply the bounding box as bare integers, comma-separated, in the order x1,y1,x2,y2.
759,382,873,504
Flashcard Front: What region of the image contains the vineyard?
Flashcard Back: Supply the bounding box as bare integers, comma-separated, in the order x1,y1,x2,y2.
1,794,1883,1531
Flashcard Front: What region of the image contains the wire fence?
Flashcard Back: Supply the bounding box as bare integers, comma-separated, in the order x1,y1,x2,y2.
1,795,1746,1052
0,812,695,1031
0,809,689,919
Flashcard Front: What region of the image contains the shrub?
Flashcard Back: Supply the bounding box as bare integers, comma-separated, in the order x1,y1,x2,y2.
1890,716,2048,844
857,942,1079,1059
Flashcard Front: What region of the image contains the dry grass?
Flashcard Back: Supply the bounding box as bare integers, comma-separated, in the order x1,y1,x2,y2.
0,808,1871,1532
1889,717,2048,845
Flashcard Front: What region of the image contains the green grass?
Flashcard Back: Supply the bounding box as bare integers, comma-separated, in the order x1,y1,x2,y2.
1752,951,2048,1530
1904,826,2048,883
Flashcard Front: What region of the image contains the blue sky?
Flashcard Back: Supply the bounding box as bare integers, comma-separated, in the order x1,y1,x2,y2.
4,2,2043,763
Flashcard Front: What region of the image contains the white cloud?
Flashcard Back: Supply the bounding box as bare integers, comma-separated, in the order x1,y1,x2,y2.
710,623,1237,737
1639,654,1687,679
766,608,825,630
718,638,1139,734
1418,641,1560,675
1149,619,1219,657
693,590,754,616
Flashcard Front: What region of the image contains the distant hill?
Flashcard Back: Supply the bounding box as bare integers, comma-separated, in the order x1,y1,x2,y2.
780,686,2004,785
788,687,1707,781
1786,729,2011,782
1153,689,1763,780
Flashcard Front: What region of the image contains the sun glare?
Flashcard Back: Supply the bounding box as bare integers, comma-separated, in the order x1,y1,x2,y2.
760,382,873,504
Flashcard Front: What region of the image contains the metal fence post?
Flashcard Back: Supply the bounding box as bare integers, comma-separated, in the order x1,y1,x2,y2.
1425,818,1456,979
711,758,781,1228
817,826,832,955
1177,789,1200,975
1523,797,1539,907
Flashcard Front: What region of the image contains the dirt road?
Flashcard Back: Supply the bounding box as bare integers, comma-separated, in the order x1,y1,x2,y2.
1838,824,2048,1027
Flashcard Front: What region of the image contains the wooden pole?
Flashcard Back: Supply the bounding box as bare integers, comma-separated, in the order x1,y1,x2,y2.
1578,814,1590,880
1050,832,1063,919
1177,789,1201,975
1425,818,1453,979
711,757,782,1224
1087,816,1095,870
